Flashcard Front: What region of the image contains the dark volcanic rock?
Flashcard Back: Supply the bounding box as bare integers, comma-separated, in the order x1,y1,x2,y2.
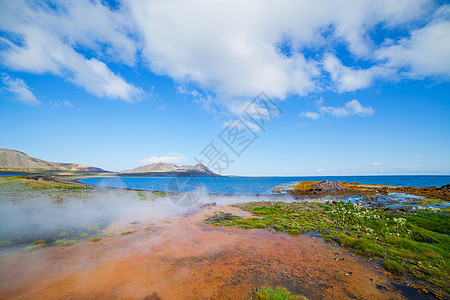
310,181,344,194
440,184,450,191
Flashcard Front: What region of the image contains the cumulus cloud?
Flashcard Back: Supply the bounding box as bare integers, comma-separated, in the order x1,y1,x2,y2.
320,100,374,118
371,162,382,166
376,5,450,79
128,0,433,100
322,54,392,92
0,0,142,102
138,153,187,165
0,0,449,109
1,73,40,105
127,0,450,102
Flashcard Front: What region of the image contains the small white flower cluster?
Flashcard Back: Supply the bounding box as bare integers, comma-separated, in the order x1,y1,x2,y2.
412,205,441,212
393,217,407,226
365,227,375,236
384,231,401,236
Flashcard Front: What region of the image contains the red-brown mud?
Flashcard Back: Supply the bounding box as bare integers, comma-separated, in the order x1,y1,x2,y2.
0,207,426,299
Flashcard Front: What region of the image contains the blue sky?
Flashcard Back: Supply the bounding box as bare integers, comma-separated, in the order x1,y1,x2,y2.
0,0,449,175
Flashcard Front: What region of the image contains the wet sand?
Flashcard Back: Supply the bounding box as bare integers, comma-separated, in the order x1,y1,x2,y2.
0,206,430,300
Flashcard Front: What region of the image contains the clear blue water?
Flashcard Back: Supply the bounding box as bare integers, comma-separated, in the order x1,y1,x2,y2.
79,175,450,195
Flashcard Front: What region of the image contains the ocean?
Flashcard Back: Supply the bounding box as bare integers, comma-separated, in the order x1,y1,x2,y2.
78,175,450,195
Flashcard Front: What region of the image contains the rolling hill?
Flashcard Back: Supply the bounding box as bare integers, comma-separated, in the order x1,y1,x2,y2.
121,162,217,176
0,148,106,173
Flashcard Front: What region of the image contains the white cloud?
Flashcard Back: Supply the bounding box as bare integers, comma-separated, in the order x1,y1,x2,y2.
1,73,40,105
127,0,437,101
138,154,187,165
0,0,449,109
320,99,374,118
376,5,450,79
177,86,217,114
50,100,74,108
371,162,381,166
61,100,74,108
303,111,320,120
0,0,142,102
322,54,392,93
129,0,319,99
416,154,422,159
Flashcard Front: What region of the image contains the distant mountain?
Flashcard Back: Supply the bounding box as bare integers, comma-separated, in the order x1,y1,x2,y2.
0,148,218,176
0,148,106,172
121,162,218,176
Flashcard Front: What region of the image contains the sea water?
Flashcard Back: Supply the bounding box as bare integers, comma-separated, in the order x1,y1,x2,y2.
79,175,450,195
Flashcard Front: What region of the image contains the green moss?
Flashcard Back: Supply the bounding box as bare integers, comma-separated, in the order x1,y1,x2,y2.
90,237,102,242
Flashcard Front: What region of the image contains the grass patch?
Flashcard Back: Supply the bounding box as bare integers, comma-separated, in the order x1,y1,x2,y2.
338,234,382,257
137,191,147,200
90,237,102,242
390,213,450,235
152,191,167,197
384,259,406,275
24,240,47,251
0,241,12,247
252,287,307,300
32,239,46,246
79,233,88,239
53,239,77,247
4,177,88,190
